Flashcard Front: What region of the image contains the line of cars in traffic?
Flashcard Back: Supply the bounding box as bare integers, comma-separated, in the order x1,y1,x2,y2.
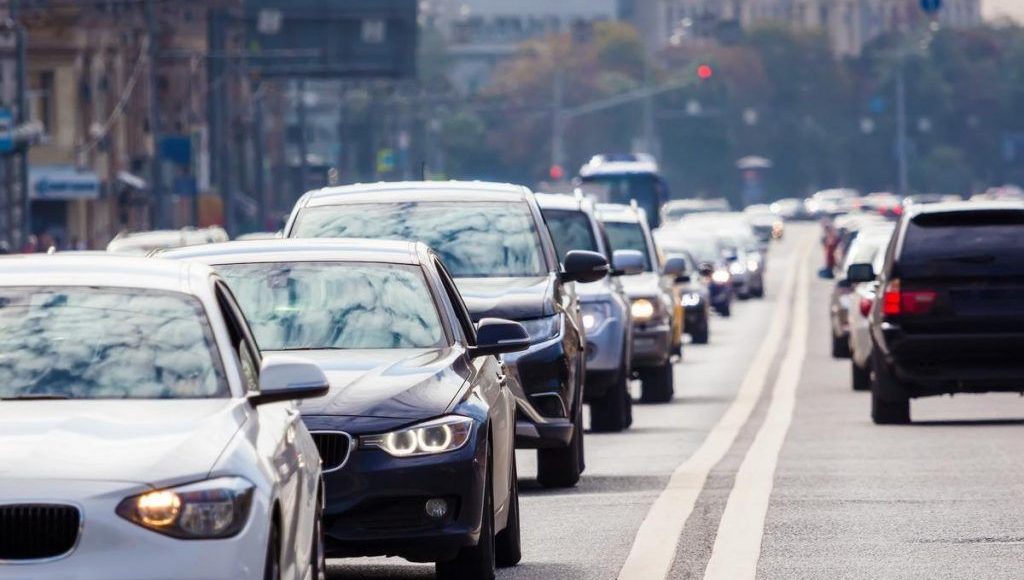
821,191,1024,424
1,180,779,579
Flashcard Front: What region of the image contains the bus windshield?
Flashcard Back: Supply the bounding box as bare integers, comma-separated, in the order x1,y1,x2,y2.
578,173,668,228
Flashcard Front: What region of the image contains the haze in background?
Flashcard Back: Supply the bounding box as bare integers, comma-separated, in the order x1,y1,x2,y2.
984,0,1024,22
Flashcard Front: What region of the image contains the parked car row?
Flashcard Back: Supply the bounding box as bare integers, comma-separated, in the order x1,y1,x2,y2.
4,181,783,579
821,194,1024,424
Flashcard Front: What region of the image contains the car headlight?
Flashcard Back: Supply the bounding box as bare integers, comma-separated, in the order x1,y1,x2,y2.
746,259,760,272
360,416,474,458
681,292,702,307
581,302,613,333
631,298,656,322
711,270,731,284
116,477,254,539
729,262,746,275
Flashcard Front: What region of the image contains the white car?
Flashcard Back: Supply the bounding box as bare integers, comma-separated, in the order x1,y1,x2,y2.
0,255,329,580
844,225,896,391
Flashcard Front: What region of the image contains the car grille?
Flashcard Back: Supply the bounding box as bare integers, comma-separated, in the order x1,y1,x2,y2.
0,504,80,561
311,432,352,472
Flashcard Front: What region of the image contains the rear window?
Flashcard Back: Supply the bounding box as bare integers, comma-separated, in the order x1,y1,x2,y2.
899,210,1024,278
542,209,600,260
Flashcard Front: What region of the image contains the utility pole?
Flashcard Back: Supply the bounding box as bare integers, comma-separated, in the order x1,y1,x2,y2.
295,78,309,193
641,55,656,156
895,67,909,196
13,0,28,245
550,65,565,174
252,83,267,230
145,0,164,229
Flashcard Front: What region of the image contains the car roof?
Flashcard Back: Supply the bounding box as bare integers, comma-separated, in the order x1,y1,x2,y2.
158,238,425,266
0,254,207,294
904,200,1024,218
297,181,531,209
534,192,594,212
595,202,645,223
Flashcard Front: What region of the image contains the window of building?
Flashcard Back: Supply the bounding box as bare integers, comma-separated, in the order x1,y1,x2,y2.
29,70,55,136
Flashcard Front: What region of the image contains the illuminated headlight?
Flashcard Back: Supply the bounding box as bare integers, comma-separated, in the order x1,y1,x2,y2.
681,292,702,307
518,315,561,343
361,416,474,457
631,298,656,322
581,302,613,333
729,262,746,276
746,259,760,272
116,477,254,539
711,270,731,284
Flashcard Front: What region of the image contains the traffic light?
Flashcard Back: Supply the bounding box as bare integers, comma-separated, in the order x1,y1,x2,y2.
697,64,714,81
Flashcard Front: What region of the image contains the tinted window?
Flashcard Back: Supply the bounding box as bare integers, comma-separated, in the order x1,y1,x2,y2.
217,262,445,350
580,175,665,227
0,288,227,399
900,210,1024,278
542,209,599,259
604,222,653,271
293,202,546,278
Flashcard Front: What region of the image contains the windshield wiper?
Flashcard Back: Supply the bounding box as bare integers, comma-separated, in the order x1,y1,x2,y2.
930,254,997,264
1,394,71,401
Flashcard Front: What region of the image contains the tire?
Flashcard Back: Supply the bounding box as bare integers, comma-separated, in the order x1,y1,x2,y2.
753,286,765,298
590,372,627,433
870,353,910,424
536,411,583,488
690,320,709,344
310,489,327,580
639,361,674,404
263,520,281,580
831,333,851,358
717,302,732,317
495,454,522,568
623,387,634,429
851,362,870,392
437,449,496,580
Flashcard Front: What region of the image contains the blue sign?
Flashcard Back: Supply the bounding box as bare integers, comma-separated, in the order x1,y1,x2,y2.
0,109,13,154
30,165,101,200
921,0,942,14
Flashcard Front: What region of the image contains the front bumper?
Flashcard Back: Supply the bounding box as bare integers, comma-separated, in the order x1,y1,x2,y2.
0,480,270,580
502,331,580,449
708,282,732,307
309,418,488,563
684,304,708,331
631,319,673,368
582,311,628,401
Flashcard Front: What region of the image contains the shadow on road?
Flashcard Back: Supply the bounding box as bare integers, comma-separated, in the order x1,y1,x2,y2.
327,561,433,579
910,418,1024,427
518,473,665,497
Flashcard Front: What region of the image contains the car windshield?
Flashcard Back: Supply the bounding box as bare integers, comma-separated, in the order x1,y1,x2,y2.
900,210,1024,278
542,209,599,260
0,288,226,400
604,222,652,271
292,201,546,278
217,262,445,350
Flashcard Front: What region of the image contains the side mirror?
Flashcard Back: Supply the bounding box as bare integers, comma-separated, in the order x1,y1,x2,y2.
676,273,692,283
846,263,876,284
662,255,687,277
250,355,330,406
698,263,715,277
563,250,609,284
471,318,531,358
611,249,645,276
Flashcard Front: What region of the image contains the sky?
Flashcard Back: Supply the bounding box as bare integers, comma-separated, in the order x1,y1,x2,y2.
983,0,1024,23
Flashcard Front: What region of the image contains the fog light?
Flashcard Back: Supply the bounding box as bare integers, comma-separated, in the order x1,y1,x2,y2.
424,498,449,520
586,342,597,362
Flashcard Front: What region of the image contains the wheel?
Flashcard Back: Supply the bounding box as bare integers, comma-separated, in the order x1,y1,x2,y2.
536,411,583,488
851,362,870,392
737,291,750,301
310,489,327,580
437,450,496,580
623,387,634,429
263,520,281,580
495,454,522,568
690,320,709,344
590,371,628,433
639,361,674,403
870,353,910,424
831,332,851,358
717,302,732,317
752,285,765,298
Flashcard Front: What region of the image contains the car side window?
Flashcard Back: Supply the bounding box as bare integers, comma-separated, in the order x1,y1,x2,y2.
214,281,261,393
434,258,477,347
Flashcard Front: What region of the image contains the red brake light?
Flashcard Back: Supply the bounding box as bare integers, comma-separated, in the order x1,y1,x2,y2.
882,279,937,316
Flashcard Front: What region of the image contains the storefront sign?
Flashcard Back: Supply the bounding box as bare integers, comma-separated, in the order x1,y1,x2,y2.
30,165,101,200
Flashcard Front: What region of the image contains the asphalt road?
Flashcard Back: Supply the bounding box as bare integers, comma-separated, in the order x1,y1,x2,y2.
328,224,1024,579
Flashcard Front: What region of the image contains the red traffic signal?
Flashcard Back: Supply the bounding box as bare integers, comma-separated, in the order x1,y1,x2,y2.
549,164,565,181
697,64,714,80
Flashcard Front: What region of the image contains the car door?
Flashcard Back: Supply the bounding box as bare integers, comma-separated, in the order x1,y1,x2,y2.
214,281,318,578
433,257,516,516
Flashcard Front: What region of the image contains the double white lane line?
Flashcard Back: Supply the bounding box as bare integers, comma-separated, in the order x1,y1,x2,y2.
619,236,812,580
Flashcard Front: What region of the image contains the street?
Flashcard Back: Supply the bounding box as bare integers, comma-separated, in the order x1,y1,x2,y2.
328,224,1024,580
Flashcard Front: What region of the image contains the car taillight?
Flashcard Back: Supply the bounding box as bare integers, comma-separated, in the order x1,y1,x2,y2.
882,279,937,316
859,297,873,317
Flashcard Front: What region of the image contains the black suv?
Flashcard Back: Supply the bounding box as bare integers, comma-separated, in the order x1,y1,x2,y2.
848,202,1024,424
285,181,608,487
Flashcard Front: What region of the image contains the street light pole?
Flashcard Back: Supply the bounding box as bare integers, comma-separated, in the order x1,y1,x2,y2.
896,66,909,196
13,0,29,245
145,0,164,229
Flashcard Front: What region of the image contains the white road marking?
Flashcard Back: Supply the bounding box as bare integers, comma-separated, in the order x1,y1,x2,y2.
617,235,810,580
702,243,811,580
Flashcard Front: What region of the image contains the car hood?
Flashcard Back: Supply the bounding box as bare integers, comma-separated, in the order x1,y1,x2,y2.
288,348,467,420
575,278,616,302
456,275,555,321
619,272,663,298
0,399,246,485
